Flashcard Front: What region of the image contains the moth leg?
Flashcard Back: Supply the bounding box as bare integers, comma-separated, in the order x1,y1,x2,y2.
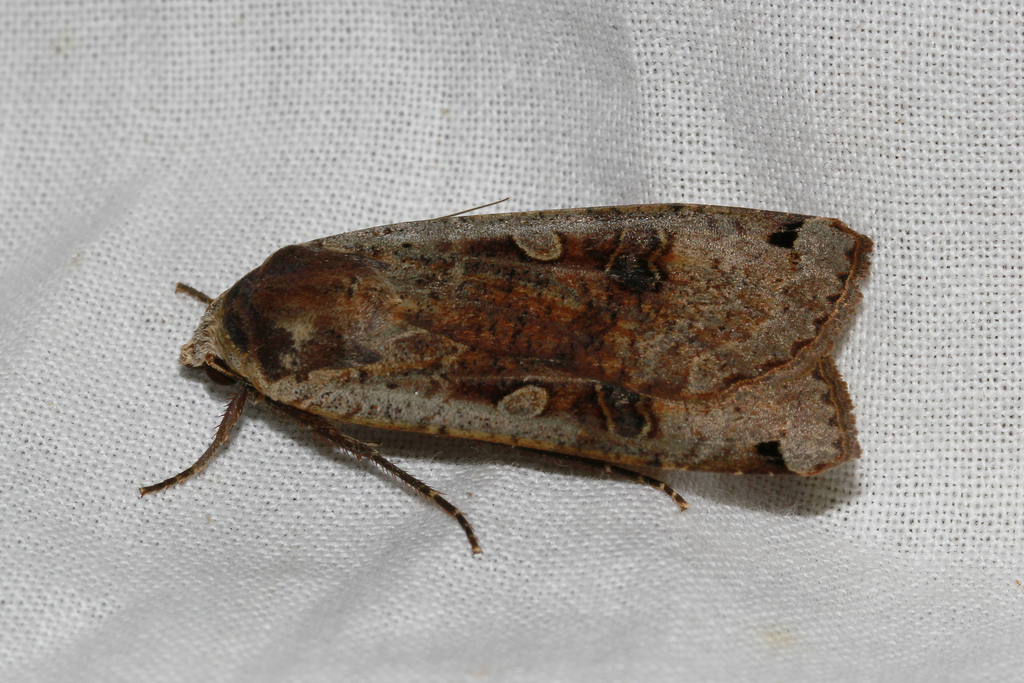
175,282,213,304
310,422,482,556
602,462,689,511
549,454,689,511
140,385,250,495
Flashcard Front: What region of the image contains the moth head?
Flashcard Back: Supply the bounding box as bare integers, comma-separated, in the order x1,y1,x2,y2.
202,354,238,385
178,243,397,391
178,294,244,385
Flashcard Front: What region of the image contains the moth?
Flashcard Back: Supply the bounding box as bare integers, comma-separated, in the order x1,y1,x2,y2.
143,204,872,554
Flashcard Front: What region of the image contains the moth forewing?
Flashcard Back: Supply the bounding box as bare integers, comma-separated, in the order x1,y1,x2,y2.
316,204,870,399
147,204,871,554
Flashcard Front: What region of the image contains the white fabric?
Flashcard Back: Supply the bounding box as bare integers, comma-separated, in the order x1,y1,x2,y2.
2,1,1022,680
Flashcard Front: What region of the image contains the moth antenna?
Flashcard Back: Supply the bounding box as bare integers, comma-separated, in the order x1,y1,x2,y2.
140,386,249,495
175,282,214,305
431,197,510,220
294,414,482,555
550,454,689,512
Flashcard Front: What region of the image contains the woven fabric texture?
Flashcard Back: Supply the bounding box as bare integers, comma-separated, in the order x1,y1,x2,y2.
2,2,1022,681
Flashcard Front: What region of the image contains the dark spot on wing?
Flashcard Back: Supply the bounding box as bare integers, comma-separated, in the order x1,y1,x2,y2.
768,219,803,249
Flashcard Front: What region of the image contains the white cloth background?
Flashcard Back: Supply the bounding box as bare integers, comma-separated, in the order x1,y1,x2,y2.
2,1,1021,681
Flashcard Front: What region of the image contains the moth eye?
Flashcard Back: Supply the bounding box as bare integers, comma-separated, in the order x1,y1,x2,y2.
204,362,237,385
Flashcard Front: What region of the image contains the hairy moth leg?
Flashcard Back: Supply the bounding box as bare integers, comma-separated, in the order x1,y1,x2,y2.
545,453,689,511
280,406,482,556
140,385,250,495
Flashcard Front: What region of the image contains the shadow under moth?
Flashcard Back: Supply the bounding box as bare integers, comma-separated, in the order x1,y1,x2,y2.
143,204,872,554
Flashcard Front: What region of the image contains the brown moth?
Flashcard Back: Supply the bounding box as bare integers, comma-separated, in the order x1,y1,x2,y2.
143,204,872,555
